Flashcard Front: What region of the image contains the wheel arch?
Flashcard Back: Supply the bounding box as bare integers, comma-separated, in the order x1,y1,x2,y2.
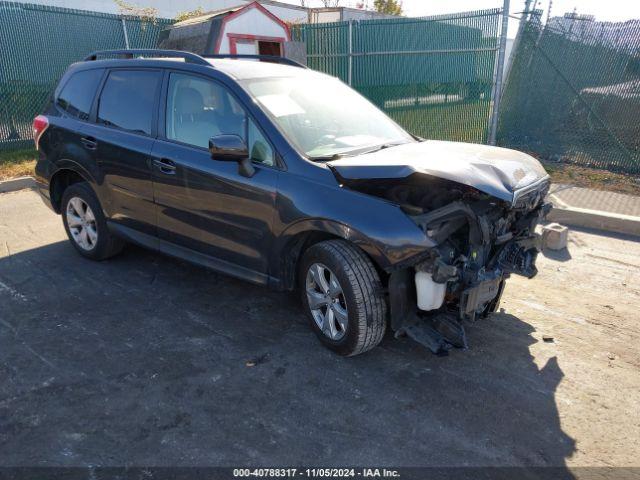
274,219,389,291
49,163,96,213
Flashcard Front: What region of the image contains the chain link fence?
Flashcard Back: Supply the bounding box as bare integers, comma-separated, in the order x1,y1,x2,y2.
498,11,640,174
292,9,505,144
3,2,637,175
0,1,172,151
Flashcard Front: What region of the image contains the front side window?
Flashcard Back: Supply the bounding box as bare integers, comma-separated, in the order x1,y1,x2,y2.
97,70,161,135
242,75,414,159
166,73,246,149
248,118,274,167
166,73,275,166
57,69,103,120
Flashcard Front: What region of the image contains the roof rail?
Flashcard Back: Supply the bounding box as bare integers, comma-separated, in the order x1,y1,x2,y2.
83,50,307,69
204,54,307,69
84,49,210,66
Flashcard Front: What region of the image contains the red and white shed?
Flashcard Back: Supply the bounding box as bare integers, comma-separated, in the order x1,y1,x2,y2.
158,1,292,57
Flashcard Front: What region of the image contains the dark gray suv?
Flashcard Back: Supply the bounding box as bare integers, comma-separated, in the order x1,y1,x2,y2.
33,50,550,356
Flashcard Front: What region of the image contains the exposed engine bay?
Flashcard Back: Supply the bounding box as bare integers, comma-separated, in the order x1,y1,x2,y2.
340,174,551,355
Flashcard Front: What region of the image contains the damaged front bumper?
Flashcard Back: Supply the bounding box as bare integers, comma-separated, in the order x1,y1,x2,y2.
388,183,552,355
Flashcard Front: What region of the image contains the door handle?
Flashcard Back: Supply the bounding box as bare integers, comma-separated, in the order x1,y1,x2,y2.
81,136,97,150
153,158,176,175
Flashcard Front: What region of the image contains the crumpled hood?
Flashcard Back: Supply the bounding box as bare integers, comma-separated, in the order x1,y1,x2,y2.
328,140,549,203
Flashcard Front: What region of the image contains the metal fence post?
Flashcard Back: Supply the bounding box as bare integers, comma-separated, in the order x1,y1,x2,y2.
348,20,353,86
121,17,130,49
488,0,510,145
502,0,532,92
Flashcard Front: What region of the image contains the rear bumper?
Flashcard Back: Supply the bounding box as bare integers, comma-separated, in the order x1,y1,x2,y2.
34,156,55,212
35,180,54,212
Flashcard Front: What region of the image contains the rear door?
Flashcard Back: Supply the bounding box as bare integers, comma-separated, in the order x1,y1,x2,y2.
82,68,162,236
49,67,105,180
150,71,280,282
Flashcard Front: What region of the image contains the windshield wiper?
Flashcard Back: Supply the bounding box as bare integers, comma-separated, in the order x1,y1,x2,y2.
309,142,409,161
358,142,407,156
308,153,348,162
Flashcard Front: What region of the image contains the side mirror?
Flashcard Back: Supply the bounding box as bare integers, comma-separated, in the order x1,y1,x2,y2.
209,134,255,178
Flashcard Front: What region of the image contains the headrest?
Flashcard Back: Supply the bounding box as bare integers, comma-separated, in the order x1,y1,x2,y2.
175,87,204,115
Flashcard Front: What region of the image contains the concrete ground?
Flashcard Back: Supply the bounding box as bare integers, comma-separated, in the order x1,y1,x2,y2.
1,189,639,468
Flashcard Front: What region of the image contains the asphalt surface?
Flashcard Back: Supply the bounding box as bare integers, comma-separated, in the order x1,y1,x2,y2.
1,189,639,468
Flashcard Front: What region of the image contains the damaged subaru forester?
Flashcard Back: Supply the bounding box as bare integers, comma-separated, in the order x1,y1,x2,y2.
34,50,551,357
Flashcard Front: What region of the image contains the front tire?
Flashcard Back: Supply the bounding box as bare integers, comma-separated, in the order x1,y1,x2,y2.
61,182,124,261
300,240,387,356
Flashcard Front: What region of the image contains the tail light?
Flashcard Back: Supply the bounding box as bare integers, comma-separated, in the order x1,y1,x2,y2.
33,115,49,151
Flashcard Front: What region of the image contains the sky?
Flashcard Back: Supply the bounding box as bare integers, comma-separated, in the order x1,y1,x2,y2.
281,0,640,38
399,0,640,23
288,0,640,28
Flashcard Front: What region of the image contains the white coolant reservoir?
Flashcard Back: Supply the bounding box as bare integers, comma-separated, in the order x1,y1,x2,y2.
415,271,447,311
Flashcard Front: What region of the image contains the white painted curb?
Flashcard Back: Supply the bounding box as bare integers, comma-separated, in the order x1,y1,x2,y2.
547,204,640,238
0,176,36,194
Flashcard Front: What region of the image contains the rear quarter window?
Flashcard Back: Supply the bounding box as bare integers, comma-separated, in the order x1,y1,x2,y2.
56,69,104,120
97,70,161,136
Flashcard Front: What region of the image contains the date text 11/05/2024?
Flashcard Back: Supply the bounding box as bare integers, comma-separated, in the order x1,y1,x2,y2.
233,468,401,478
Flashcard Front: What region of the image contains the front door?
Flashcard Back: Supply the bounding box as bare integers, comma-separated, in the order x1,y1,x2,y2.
151,72,280,282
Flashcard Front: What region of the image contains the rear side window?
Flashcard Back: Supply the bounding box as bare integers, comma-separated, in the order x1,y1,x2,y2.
57,69,103,120
97,70,161,135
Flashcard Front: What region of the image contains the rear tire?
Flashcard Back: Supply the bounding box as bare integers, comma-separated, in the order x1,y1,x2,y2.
61,182,124,261
300,240,387,356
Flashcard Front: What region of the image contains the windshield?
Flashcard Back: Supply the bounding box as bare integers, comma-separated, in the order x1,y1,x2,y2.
242,75,414,159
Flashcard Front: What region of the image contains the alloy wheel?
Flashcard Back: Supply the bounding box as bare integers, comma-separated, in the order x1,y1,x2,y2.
305,263,348,341
66,197,98,251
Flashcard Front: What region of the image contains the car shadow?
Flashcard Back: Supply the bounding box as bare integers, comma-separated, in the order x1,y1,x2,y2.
0,241,576,471
541,246,572,262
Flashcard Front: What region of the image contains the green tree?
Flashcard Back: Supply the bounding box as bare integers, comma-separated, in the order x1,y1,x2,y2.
373,0,403,15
